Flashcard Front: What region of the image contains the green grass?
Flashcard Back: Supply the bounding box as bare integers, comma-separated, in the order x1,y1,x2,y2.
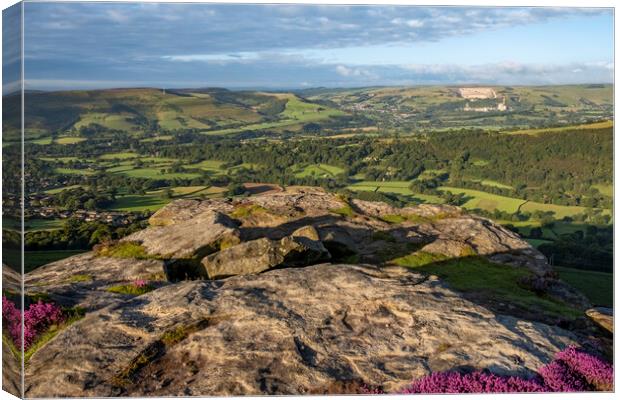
396,255,581,319
525,238,553,248
96,242,155,260
555,266,613,307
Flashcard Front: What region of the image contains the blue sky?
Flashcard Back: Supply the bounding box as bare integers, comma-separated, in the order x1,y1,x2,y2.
3,2,614,92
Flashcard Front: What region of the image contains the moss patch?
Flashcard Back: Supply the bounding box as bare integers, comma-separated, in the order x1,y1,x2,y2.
379,214,407,224
106,283,155,296
393,251,448,268
69,274,93,283
230,204,268,219
95,241,155,260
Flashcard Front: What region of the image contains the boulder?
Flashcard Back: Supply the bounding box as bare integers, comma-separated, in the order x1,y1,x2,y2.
24,264,577,397
201,227,330,279
123,211,240,259
586,307,613,333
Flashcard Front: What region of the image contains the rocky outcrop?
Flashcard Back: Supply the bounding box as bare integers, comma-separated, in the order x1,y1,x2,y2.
17,187,600,397
201,226,330,279
24,264,576,397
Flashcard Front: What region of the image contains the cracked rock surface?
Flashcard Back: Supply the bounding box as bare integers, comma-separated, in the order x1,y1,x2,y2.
25,264,576,397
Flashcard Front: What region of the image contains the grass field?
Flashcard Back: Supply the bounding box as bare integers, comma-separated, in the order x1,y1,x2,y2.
100,152,138,160
74,112,138,131
24,218,65,231
108,194,172,212
44,185,86,194
555,266,613,307
506,120,612,136
39,156,81,163
141,135,173,142
56,136,86,145
113,167,202,180
439,186,526,213
3,250,87,272
440,186,610,218
468,178,513,190
204,94,345,135
189,160,226,173
520,200,611,219
347,180,445,203
107,185,226,211
54,167,95,176
293,163,345,178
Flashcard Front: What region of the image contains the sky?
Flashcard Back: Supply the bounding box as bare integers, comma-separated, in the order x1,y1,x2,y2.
2,2,615,92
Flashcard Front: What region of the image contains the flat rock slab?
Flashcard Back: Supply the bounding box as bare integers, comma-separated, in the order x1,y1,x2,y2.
25,253,166,310
123,211,240,259
25,264,575,397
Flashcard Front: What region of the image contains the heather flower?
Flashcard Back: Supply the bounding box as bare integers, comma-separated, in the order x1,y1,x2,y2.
538,360,589,392
401,346,614,394
2,296,64,349
554,346,613,391
401,370,547,394
133,279,148,288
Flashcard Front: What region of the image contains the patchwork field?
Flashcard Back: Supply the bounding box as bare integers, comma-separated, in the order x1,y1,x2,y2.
107,185,227,212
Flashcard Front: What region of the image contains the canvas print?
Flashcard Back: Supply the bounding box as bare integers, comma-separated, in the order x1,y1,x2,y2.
1,1,614,398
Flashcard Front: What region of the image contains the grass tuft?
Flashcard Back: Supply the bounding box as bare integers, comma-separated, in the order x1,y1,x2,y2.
230,204,268,219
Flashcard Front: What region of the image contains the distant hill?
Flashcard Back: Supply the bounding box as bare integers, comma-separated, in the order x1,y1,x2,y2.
2,87,331,141
2,84,612,142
